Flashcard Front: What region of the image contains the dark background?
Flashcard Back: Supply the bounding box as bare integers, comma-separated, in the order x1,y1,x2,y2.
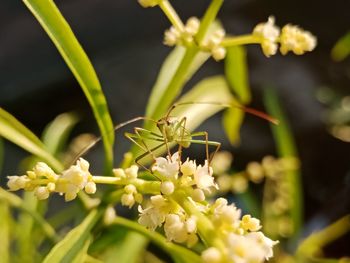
1,0,349,258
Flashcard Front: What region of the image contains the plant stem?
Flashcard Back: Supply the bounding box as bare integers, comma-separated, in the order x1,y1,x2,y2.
196,0,224,42
159,0,184,32
172,190,225,250
112,216,202,263
221,35,261,47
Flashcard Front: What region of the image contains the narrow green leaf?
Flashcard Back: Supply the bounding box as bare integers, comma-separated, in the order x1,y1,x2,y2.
43,209,102,263
172,75,234,131
0,188,57,242
17,192,39,263
42,112,79,156
297,215,350,258
0,138,4,175
0,108,63,171
222,108,245,145
103,232,148,263
71,236,92,263
145,22,222,122
263,88,302,240
225,45,251,104
0,201,11,263
331,31,350,61
22,0,114,173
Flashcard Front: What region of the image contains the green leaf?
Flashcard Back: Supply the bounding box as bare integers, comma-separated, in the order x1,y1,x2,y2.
297,215,350,261
43,209,102,263
0,201,11,263
172,75,234,131
22,0,114,173
42,112,79,156
145,22,222,122
0,138,3,175
71,236,92,263
222,107,244,145
331,31,350,61
0,108,63,171
0,188,57,242
263,87,302,240
225,45,251,104
103,232,148,263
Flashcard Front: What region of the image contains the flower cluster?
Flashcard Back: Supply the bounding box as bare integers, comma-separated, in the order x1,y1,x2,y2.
128,152,278,261
201,198,278,263
253,16,317,57
7,158,96,201
164,17,200,46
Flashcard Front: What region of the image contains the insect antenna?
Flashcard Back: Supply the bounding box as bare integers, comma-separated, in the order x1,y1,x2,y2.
69,116,156,166
168,101,279,125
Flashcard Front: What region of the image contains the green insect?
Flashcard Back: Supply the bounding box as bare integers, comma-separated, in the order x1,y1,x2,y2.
73,102,277,170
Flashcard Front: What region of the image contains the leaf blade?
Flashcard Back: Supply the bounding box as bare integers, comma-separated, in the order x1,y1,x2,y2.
22,0,114,172
0,108,63,171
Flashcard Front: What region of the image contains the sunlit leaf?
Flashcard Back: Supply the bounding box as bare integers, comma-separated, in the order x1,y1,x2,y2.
225,45,251,104
331,31,350,61
43,209,102,263
22,0,114,173
0,138,3,175
0,201,10,263
222,107,245,145
42,112,79,156
0,108,63,172
71,236,92,263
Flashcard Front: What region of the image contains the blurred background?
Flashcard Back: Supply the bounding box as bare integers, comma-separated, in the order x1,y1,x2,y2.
1,0,349,258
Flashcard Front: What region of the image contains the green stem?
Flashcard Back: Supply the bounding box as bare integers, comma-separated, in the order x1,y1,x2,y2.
221,35,261,47
172,190,225,250
112,216,202,263
196,0,224,42
296,215,350,258
158,0,184,32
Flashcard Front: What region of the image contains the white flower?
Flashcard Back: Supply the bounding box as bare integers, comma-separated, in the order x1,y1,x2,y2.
253,16,280,57
121,193,135,208
85,181,96,194
113,168,126,178
7,176,26,191
279,24,317,55
202,247,222,263
247,162,264,183
192,188,205,202
226,233,267,263
33,162,58,180
104,206,117,225
34,186,50,200
241,215,262,232
183,17,200,39
124,184,137,194
164,214,188,243
180,158,196,176
212,46,226,61
55,158,92,201
211,198,241,227
125,165,139,179
160,181,175,195
152,152,179,179
193,161,217,192
246,231,279,260
164,26,181,46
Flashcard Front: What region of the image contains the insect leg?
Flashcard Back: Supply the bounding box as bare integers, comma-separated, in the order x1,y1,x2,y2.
175,117,187,166
135,142,166,173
